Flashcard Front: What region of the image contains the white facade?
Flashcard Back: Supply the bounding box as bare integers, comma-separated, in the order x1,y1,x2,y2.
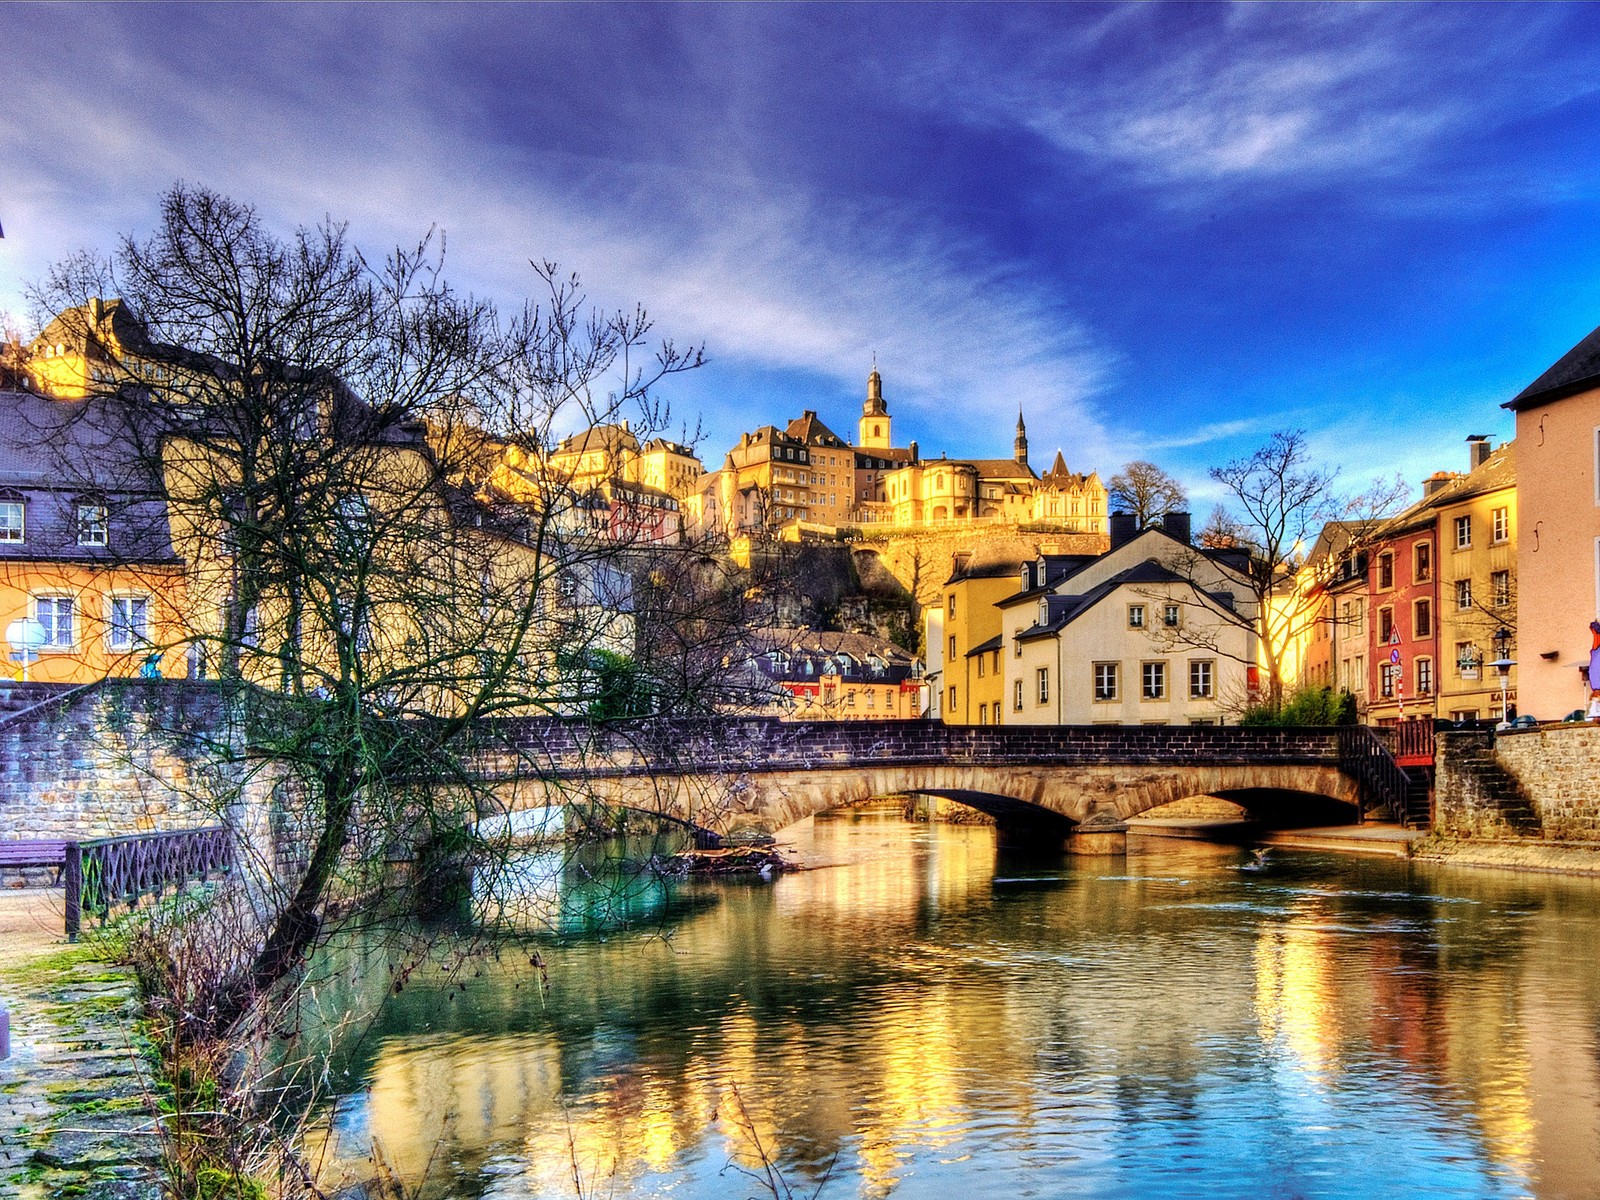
999,530,1257,726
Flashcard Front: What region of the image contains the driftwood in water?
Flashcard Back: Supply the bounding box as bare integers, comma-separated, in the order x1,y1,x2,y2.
660,847,795,877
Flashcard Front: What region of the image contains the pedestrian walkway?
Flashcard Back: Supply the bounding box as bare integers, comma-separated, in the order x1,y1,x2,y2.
0,891,161,1200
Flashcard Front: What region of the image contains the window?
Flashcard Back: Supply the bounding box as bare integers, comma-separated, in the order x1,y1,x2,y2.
1380,662,1397,698
978,703,987,724
1378,552,1394,590
1163,604,1180,627
1456,641,1480,680
1128,604,1145,629
948,594,956,620
1142,661,1167,700
1414,542,1432,582
1036,667,1049,704
1492,507,1509,544
0,493,22,542
1416,657,1433,695
1378,607,1394,644
36,596,74,649
1492,570,1510,607
1455,579,1473,610
76,503,109,547
948,635,957,662
1190,659,1214,699
1454,515,1472,550
977,655,985,678
1342,600,1363,634
1413,598,1432,639
1014,679,1024,711
107,595,150,651
948,686,957,710
992,648,1000,673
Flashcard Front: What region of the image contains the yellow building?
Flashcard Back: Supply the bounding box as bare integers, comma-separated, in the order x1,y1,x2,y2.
783,411,857,529
1431,438,1516,721
940,547,1028,725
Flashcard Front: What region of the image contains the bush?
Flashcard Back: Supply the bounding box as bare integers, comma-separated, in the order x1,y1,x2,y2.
1239,686,1357,727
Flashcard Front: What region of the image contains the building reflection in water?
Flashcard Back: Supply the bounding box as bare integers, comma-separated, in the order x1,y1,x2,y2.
303,813,1600,1199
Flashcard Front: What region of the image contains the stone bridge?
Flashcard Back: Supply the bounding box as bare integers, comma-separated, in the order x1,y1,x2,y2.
466,719,1372,852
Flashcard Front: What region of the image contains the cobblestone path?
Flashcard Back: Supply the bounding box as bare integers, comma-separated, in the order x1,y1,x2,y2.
0,892,161,1200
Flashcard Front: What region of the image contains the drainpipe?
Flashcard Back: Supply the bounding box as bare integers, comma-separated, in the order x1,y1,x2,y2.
1057,628,1064,725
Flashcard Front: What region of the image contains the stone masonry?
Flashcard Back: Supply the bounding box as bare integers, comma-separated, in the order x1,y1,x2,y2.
1435,724,1600,842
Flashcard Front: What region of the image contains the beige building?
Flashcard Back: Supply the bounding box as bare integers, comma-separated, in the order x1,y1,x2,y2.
998,515,1256,725
1503,328,1600,718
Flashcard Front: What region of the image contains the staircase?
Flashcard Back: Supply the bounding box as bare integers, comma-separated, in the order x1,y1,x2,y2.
1439,730,1542,836
1337,726,1425,825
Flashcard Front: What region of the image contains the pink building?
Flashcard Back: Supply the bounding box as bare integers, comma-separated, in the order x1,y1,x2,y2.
1504,326,1600,718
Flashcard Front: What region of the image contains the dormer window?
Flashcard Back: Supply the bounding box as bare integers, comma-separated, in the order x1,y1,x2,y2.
76,502,109,547
0,491,23,542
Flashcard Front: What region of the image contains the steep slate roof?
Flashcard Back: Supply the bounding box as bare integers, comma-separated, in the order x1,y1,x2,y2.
1013,559,1235,642
0,388,178,565
1505,324,1600,410
784,410,850,449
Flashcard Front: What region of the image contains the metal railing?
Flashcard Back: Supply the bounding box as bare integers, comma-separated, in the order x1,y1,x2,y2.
1337,726,1413,822
64,826,233,939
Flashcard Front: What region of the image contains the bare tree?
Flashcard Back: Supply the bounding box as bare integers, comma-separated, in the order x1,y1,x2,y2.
1148,430,1405,712
1108,460,1188,527
29,185,722,1036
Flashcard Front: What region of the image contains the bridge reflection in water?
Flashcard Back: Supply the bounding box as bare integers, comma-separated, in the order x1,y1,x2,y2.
296,813,1600,1200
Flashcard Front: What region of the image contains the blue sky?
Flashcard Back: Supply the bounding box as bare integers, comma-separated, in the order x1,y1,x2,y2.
5,3,1600,511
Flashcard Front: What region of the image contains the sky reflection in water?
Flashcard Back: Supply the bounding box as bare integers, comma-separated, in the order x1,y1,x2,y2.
300,814,1600,1199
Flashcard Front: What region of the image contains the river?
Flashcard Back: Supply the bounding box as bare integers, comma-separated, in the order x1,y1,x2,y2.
295,812,1600,1199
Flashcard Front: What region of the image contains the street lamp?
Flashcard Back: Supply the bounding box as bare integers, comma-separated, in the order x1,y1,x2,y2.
4,618,47,684
1490,626,1516,725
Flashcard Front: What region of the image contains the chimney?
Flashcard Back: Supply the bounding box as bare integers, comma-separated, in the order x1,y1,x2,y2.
1422,471,1455,497
88,296,103,325
1466,434,1490,471
1110,511,1138,549
1161,510,1192,545
909,440,919,462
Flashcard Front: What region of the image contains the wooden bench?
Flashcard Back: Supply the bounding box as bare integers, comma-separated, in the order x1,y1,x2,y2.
0,840,70,885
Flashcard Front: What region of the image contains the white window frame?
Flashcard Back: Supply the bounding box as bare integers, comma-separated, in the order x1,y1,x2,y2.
1189,659,1214,699
1456,578,1472,611
1141,661,1167,701
106,593,151,651
1127,604,1145,629
1036,667,1049,705
35,594,76,650
1014,679,1023,711
76,502,109,548
1093,662,1118,702
0,495,23,543
1492,507,1509,544
1163,603,1180,628
1454,515,1472,550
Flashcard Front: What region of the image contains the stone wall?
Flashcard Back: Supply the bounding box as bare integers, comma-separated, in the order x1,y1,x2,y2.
0,680,239,841
1435,724,1600,842
1493,724,1600,842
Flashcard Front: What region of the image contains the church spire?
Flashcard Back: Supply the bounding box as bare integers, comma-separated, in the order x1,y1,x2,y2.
1014,408,1029,466
859,360,891,449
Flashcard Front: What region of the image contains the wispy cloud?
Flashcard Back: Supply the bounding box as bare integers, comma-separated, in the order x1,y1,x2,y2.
909,5,1600,198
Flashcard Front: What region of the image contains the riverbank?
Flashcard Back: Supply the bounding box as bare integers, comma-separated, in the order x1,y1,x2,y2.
0,891,161,1200
1130,818,1423,858
1132,817,1600,875
1411,835,1600,875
